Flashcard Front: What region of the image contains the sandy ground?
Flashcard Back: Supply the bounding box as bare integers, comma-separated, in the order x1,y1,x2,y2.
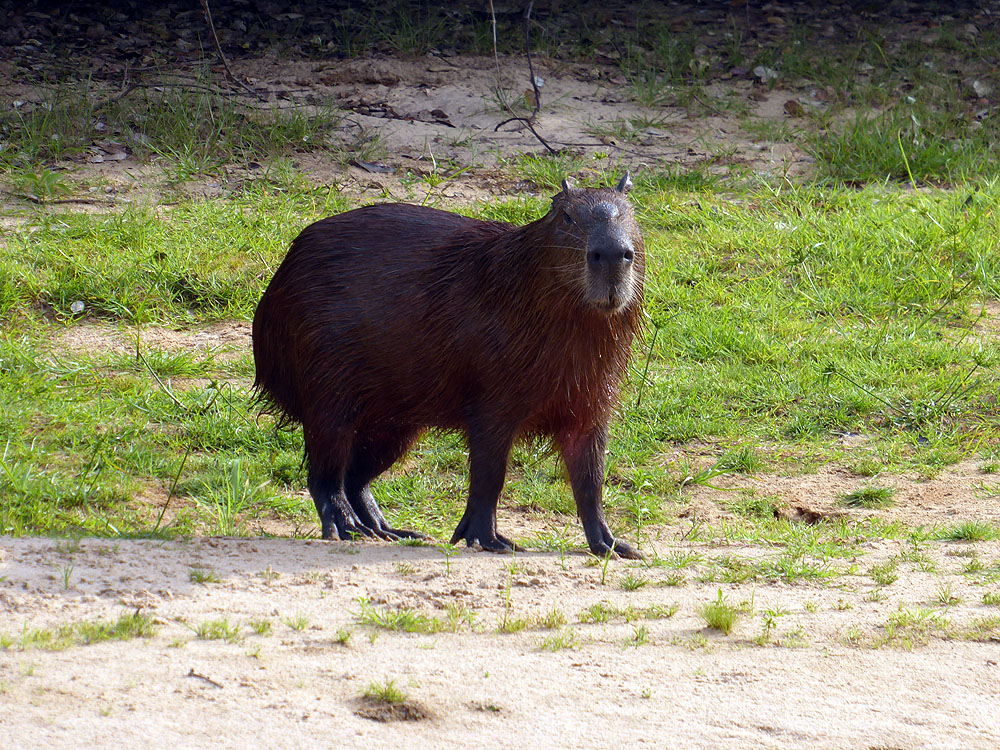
2,534,999,750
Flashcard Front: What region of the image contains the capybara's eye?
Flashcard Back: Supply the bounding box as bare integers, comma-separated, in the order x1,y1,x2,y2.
563,212,574,225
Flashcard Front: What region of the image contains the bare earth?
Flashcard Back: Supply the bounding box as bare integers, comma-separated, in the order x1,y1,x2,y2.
2,533,999,749
3,51,1000,748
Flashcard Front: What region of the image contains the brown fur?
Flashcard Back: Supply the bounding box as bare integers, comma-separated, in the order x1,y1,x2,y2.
253,176,645,557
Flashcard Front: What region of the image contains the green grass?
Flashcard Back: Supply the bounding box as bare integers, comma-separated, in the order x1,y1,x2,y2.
1,143,998,544
938,521,1000,542
0,84,344,177
698,589,740,635
192,618,242,644
4,611,157,651
357,599,444,634
539,629,579,652
189,568,219,584
363,678,408,705
808,101,1000,186
579,601,678,624
842,485,896,509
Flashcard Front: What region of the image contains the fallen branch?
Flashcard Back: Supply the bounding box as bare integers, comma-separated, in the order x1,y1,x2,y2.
200,0,260,99
489,0,558,154
186,668,224,689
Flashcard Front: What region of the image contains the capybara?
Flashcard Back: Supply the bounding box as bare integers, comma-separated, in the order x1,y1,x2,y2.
252,173,645,558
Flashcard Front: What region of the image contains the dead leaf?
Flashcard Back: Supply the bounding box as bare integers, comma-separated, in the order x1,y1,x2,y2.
349,160,393,174
784,99,806,117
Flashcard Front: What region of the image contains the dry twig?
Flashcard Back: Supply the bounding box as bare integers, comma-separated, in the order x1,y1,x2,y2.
200,0,260,99
489,0,558,154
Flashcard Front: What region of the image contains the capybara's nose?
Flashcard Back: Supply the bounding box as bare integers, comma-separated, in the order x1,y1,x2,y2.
587,243,634,269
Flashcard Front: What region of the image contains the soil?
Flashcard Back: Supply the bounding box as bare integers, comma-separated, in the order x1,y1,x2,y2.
2,534,999,749
4,2,1000,747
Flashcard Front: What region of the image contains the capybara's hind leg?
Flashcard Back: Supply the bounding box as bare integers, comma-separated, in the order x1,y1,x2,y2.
344,430,426,541
307,472,374,541
304,427,376,541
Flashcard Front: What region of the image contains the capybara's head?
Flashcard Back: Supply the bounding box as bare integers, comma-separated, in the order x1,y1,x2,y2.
548,172,643,314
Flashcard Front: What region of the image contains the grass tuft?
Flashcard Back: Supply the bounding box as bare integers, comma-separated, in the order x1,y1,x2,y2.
698,589,740,635
841,485,896,509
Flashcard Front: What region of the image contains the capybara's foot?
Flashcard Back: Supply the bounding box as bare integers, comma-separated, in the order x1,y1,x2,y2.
319,496,378,541
584,524,643,560
345,490,429,543
451,515,519,553
381,526,432,542
588,538,643,560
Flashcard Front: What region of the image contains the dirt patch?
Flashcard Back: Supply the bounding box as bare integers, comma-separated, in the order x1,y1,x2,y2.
684,459,1000,529
2,51,815,210
51,321,252,362
354,695,431,723
2,535,999,748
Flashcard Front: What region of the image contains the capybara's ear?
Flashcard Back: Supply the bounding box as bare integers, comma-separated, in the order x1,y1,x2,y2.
561,176,576,194
615,172,633,195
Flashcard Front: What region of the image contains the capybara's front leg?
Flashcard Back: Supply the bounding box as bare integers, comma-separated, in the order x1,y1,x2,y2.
451,423,519,553
560,426,642,559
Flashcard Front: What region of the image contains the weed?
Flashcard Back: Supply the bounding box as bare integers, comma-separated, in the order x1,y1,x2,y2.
623,624,650,648
755,605,791,646
193,618,242,644
497,616,530,634
258,566,280,584
699,589,739,634
870,559,900,587
716,446,765,475
58,563,75,590
983,591,1000,606
364,678,407,705
877,605,950,648
394,561,414,577
196,458,270,536
534,608,567,630
438,542,460,576
579,602,615,624
358,599,443,634
934,583,961,607
283,613,309,631
842,485,896,509
13,167,74,200
964,615,1000,642
651,550,702,570
598,551,614,585
726,493,780,520
619,572,649,591
10,611,157,651
539,629,579,652
445,602,475,632
939,521,999,542
249,619,272,636
962,558,985,575
189,568,219,584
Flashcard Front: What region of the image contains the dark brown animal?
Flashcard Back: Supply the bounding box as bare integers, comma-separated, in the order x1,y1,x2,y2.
252,174,645,558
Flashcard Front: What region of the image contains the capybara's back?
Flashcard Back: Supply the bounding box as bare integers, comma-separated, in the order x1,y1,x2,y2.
253,174,646,558
253,204,502,429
